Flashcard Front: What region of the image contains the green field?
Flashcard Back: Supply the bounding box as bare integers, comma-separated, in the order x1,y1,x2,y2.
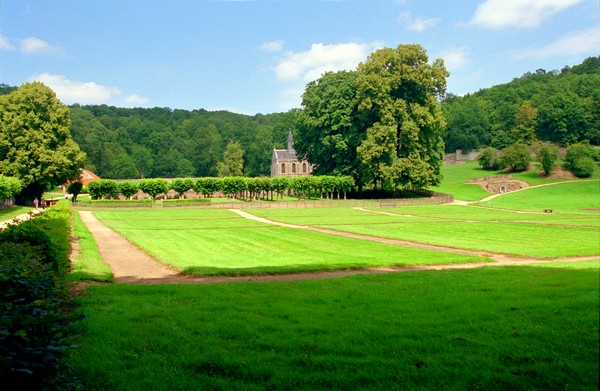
68,162,600,389
0,205,33,222
70,261,599,390
432,160,600,201
248,182,600,258
94,209,487,275
481,180,600,213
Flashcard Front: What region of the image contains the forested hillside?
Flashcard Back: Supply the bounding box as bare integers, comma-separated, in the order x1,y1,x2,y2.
2,57,597,180
442,56,599,152
68,105,295,178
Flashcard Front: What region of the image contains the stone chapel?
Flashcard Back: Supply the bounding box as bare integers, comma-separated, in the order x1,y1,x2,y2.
270,130,313,177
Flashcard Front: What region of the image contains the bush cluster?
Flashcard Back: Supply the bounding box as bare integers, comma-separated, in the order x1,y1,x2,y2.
0,176,22,201
478,142,598,177
85,175,356,201
0,205,75,389
478,143,531,172
563,143,599,178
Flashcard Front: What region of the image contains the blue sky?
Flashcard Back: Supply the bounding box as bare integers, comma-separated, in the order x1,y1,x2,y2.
1,0,598,114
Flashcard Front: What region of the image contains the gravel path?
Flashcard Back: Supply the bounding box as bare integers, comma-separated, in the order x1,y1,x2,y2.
76,209,598,285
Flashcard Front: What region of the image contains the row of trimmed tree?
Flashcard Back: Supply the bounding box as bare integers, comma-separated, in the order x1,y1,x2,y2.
85,175,356,201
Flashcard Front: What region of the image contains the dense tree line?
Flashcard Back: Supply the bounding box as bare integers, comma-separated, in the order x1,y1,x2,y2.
68,105,295,179
442,56,599,152
2,57,596,187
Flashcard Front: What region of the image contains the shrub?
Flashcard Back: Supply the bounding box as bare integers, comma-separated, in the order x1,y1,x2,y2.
194,177,223,198
539,144,559,175
0,204,71,272
87,179,119,200
569,156,595,178
498,143,531,172
118,181,139,199
139,178,168,199
564,143,599,177
477,147,501,170
0,176,22,200
0,205,75,389
170,178,194,198
66,181,83,202
221,177,247,198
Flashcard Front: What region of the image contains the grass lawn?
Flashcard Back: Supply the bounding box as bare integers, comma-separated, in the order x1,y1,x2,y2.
0,205,33,222
432,160,491,201
481,180,600,214
431,160,600,201
70,261,599,390
250,202,599,258
69,211,113,282
94,209,487,275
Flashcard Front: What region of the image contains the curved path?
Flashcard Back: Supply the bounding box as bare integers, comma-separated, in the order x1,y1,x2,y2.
77,210,598,285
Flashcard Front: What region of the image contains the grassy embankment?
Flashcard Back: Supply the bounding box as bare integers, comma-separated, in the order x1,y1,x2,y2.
432,159,600,201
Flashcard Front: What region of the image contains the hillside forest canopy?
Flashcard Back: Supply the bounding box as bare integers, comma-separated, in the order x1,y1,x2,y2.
0,55,598,187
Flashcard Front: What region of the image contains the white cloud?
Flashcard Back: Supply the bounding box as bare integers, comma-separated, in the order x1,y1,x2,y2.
440,47,470,71
397,12,441,32
20,37,61,54
124,94,151,107
260,40,284,52
514,26,600,59
29,73,149,107
471,0,582,29
274,41,381,83
31,73,119,104
0,35,15,50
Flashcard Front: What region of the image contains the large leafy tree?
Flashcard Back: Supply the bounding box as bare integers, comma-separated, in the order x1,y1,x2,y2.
0,82,85,203
355,44,448,191
296,70,363,184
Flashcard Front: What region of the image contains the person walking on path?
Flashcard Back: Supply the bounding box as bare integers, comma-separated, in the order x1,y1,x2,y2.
33,197,39,209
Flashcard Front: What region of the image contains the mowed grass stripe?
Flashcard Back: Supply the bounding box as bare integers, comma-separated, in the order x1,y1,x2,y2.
320,220,597,258
70,262,600,390
94,209,487,275
251,203,599,226
248,210,599,258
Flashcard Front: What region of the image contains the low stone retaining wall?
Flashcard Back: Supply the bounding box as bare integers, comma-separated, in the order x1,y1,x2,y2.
74,193,454,210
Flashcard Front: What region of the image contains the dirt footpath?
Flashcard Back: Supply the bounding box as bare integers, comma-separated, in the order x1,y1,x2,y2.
76,210,599,285
78,211,182,283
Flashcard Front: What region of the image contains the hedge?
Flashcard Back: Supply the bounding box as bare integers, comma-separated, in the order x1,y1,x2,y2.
0,204,76,389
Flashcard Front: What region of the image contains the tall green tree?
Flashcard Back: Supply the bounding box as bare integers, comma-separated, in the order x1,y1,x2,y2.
355,44,448,191
0,82,85,203
443,97,491,152
217,140,244,177
296,71,363,182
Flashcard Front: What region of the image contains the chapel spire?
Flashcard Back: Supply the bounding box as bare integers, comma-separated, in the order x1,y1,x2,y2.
287,128,294,153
